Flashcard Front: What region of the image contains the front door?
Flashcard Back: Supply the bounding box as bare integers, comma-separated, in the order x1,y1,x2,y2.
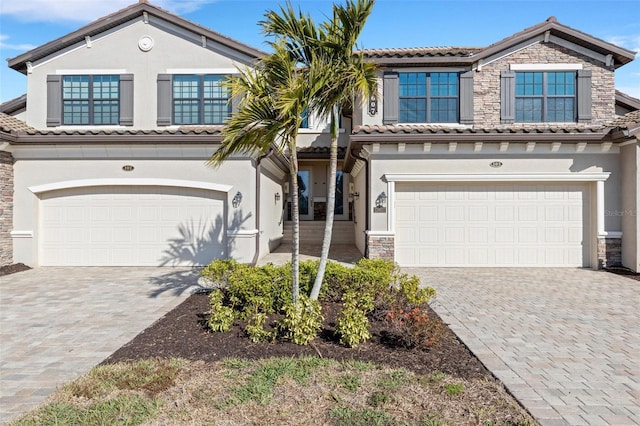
297,168,313,220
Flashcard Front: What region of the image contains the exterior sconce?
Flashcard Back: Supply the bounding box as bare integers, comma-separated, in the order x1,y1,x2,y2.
275,192,281,202
374,191,387,213
232,191,243,208
353,191,360,199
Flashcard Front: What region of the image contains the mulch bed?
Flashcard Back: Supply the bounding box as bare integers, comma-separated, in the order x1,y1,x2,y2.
0,263,31,277
604,266,640,281
103,291,490,380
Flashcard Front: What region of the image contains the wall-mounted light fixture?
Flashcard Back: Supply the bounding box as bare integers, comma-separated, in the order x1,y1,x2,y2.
352,191,360,200
232,191,243,208
374,191,387,213
275,192,281,202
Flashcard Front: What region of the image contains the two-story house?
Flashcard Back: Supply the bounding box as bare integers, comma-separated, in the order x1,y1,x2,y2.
1,2,638,271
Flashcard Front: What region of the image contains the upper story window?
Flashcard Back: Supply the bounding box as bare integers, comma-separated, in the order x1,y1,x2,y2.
62,75,120,125
300,108,309,128
172,75,231,125
398,72,459,123
501,68,591,124
515,71,575,122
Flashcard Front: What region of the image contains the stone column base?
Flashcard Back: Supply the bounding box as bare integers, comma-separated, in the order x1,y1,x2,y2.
366,234,394,261
0,151,14,266
597,237,622,269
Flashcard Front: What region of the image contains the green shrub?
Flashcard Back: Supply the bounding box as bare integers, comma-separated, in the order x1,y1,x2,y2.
398,274,436,307
200,259,239,283
319,261,352,301
335,291,373,348
245,312,274,343
208,290,235,332
277,295,323,345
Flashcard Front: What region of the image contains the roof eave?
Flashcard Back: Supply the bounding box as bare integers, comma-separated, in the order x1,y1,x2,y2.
7,2,265,74
365,56,475,67
9,132,224,144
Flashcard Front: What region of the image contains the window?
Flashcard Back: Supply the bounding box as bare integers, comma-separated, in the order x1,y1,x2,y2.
172,75,231,125
300,108,309,128
62,75,119,125
398,72,459,123
515,71,576,122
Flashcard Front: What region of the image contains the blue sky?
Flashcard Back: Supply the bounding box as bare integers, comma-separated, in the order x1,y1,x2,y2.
1,0,639,103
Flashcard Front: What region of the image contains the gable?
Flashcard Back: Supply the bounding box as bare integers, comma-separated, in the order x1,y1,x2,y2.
7,1,264,74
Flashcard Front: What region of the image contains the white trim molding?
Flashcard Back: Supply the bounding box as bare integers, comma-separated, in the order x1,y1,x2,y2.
510,63,583,70
600,231,623,238
10,231,33,239
29,179,233,194
227,229,259,238
166,68,238,74
383,172,610,183
365,230,395,236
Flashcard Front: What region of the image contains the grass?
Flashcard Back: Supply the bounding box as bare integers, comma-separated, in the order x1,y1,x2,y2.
10,357,537,426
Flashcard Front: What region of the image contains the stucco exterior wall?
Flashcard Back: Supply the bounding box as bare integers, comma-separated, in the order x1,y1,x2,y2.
258,161,286,259
11,144,260,266
0,151,13,266
352,163,367,256
620,142,639,271
23,18,254,130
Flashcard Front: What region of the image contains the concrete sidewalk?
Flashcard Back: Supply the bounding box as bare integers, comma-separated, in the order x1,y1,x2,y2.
0,267,198,423
406,268,640,426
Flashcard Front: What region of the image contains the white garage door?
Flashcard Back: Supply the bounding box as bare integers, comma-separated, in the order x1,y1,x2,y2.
40,186,226,266
395,182,589,267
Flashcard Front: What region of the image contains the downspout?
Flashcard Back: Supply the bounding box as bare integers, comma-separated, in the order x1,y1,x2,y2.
350,149,370,258
252,149,275,265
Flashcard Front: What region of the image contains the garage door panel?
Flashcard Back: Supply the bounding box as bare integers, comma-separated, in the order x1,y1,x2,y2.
40,186,226,266
395,182,589,267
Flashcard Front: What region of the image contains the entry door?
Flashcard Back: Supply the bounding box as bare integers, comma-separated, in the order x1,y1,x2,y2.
297,168,313,220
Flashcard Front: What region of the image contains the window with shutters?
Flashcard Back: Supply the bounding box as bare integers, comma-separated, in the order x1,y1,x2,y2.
172,75,231,125
399,72,459,123
515,71,576,122
62,75,120,125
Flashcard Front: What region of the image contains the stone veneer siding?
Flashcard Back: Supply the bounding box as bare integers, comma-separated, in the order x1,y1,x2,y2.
474,42,615,128
597,237,622,269
0,151,13,266
367,235,394,261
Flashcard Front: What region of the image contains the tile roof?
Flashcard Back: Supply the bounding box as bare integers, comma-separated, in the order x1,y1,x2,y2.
0,113,35,133
297,146,346,157
610,110,640,128
358,47,482,58
15,126,223,136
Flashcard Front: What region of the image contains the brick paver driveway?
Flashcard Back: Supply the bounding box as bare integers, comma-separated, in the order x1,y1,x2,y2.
0,267,199,424
405,268,640,426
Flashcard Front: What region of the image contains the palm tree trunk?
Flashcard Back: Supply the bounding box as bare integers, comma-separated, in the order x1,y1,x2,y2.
309,105,339,300
289,141,301,304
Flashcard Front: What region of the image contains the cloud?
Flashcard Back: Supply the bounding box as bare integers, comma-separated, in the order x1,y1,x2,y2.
0,0,216,23
0,34,36,51
606,34,640,52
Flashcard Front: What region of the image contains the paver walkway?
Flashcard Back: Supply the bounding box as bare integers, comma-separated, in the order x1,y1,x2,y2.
405,268,640,426
0,267,199,424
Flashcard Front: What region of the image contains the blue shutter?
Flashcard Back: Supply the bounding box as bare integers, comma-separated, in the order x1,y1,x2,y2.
500,70,516,124
383,72,399,124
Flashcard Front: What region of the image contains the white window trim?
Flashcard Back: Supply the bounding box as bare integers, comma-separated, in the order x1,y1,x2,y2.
56,69,127,75
510,64,583,71
166,68,237,74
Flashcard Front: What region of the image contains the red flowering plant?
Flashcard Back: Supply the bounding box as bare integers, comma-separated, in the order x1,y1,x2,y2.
385,307,445,350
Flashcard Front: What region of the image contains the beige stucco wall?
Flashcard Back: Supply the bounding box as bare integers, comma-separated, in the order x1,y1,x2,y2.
351,163,367,255
23,18,254,130
258,160,286,259
620,142,639,271
365,146,622,233
11,144,262,266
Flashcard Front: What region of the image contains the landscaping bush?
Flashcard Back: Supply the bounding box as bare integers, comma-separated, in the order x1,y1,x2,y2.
278,295,324,345
208,290,235,332
385,307,446,349
335,292,374,348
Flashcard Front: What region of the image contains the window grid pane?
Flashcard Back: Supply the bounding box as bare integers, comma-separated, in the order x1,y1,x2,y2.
515,71,575,122
173,75,230,125
62,75,119,125
399,72,458,123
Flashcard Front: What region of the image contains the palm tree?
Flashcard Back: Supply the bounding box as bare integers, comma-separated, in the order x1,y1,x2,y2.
209,43,320,303
263,0,378,300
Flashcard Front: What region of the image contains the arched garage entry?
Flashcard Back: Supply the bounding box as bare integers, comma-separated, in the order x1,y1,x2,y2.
30,179,232,266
